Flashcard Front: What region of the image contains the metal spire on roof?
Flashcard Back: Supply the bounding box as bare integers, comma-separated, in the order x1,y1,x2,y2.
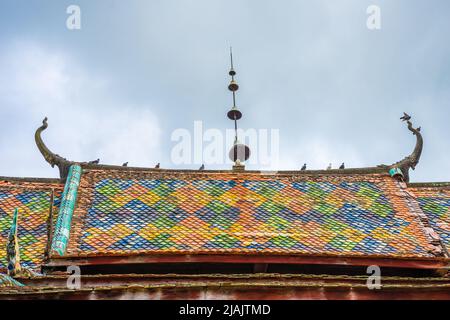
227,47,250,166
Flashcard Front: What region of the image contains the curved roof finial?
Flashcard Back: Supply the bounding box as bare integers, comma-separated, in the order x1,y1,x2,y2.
390,113,423,182
35,117,73,179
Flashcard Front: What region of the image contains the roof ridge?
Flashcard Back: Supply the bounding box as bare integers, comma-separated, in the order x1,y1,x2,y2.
0,176,62,184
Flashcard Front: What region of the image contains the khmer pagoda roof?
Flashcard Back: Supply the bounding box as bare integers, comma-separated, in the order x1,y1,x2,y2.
51,168,441,261
1,115,449,299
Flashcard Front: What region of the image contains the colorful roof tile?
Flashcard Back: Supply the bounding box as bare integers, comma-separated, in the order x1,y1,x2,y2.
410,185,450,254
0,273,24,288
63,170,437,258
0,180,62,272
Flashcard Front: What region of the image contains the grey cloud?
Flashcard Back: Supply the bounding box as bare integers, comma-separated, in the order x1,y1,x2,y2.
0,0,449,181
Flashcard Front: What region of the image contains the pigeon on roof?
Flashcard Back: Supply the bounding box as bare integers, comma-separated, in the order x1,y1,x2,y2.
339,163,345,169
400,112,411,121
301,163,307,171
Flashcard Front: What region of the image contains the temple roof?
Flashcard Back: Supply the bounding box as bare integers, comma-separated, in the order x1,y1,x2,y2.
0,116,449,299
47,168,443,262
1,115,449,272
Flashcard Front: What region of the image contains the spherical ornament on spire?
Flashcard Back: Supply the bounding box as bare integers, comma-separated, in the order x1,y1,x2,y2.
229,140,251,163
227,106,242,120
228,80,239,91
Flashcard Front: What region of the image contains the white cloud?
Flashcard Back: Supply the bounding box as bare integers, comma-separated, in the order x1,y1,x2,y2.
0,40,161,177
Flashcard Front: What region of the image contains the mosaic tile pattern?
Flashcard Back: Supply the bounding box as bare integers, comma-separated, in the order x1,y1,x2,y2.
75,176,433,257
0,273,24,288
412,187,450,252
0,188,61,271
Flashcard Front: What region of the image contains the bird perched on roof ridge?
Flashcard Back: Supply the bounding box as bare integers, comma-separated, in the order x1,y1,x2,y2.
301,163,306,171
122,162,128,167
339,162,345,169
155,163,160,169
199,164,205,170
326,163,332,170
400,112,411,121
88,159,100,164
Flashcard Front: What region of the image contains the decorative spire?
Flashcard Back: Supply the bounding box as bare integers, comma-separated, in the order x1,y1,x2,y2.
389,113,423,182
35,117,100,180
226,48,250,165
35,117,72,179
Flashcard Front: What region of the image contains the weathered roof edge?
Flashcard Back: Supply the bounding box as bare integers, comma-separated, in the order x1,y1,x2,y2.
408,182,450,189
3,279,450,300
47,251,450,266
79,164,389,176
0,176,62,184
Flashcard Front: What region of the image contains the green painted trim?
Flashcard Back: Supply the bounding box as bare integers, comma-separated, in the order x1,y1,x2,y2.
9,208,18,235
51,165,82,256
6,208,20,275
0,273,24,287
389,167,403,178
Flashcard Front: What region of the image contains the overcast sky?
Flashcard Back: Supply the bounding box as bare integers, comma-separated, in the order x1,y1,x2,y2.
0,0,449,182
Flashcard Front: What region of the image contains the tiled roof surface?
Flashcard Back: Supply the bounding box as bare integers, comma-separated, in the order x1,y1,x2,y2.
65,170,436,258
0,273,24,288
0,180,62,272
410,186,450,254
